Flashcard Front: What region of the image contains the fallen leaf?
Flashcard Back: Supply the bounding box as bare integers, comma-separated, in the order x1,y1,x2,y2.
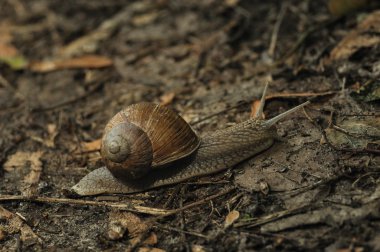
329,10,380,61
328,0,368,17
0,43,19,57
325,117,380,149
108,211,149,241
0,56,28,70
250,100,265,119
0,228,5,241
351,80,380,102
131,12,159,26
260,201,379,233
0,206,41,244
29,55,113,72
192,245,207,252
3,151,44,196
159,92,175,106
138,248,166,252
224,210,240,228
143,233,158,246
45,123,58,148
336,248,364,252
80,138,102,153
0,23,28,69
259,180,270,195
4,151,42,172
225,0,240,7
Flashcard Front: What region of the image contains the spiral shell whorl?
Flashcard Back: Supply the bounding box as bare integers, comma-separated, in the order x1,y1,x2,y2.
101,121,153,180
102,123,131,163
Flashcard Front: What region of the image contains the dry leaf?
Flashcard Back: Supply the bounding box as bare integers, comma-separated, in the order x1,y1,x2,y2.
138,248,166,252
225,0,240,7
328,0,368,17
192,245,207,252
0,43,19,57
325,117,380,149
108,211,148,241
29,55,113,72
159,92,176,106
336,248,364,252
0,228,5,241
4,152,28,172
4,151,42,173
132,12,159,26
329,10,380,61
250,100,264,119
0,206,41,244
224,210,240,228
80,138,102,153
3,151,43,196
259,181,270,195
0,23,28,69
142,233,158,246
45,123,58,148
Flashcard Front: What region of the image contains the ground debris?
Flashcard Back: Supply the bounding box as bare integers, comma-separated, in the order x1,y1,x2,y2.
107,211,149,241
224,210,240,228
260,201,380,232
325,116,380,150
0,0,379,250
0,206,41,245
329,10,380,61
29,55,113,72
3,151,43,196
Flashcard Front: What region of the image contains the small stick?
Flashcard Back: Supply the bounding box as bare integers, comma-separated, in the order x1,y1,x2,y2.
268,3,287,57
0,188,234,217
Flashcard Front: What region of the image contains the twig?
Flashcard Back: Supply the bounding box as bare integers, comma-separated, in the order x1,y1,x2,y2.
191,91,334,126
0,188,234,217
0,206,42,243
154,223,209,239
323,128,380,155
234,204,315,228
266,91,336,100
273,175,342,198
351,172,380,188
268,3,287,57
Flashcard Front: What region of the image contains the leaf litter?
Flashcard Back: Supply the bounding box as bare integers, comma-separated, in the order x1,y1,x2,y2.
0,1,379,251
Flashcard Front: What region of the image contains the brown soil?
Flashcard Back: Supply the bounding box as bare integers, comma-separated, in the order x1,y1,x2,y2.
0,0,379,251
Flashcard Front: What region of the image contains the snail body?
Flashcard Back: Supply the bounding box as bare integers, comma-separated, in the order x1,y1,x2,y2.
72,85,310,196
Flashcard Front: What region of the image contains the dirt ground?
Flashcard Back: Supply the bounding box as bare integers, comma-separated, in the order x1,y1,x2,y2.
0,0,379,251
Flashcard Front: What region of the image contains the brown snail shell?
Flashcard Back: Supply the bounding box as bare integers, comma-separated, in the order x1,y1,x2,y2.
101,102,200,180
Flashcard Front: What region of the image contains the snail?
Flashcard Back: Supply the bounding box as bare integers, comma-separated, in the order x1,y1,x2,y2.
72,84,310,196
